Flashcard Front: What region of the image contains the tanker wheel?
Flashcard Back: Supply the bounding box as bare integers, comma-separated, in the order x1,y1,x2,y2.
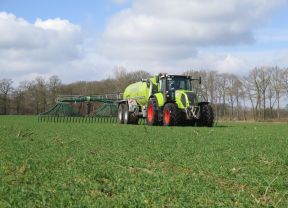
198,104,214,127
123,104,130,124
117,104,124,124
146,98,159,126
123,104,139,125
129,112,139,125
163,103,181,126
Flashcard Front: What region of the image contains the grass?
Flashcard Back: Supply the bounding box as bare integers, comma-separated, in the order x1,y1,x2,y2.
0,116,288,207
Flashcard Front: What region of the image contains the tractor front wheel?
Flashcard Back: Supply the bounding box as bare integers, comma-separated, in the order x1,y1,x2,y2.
198,104,214,127
147,98,159,126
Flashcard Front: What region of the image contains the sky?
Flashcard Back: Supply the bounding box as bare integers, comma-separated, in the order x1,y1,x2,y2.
0,0,288,84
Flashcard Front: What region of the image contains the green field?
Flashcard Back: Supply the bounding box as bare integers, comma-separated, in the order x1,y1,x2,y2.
0,116,288,207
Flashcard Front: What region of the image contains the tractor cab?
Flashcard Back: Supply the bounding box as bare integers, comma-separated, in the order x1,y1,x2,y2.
159,75,192,91
158,74,200,104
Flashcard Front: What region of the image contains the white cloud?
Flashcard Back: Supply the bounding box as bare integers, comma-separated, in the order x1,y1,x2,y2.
214,55,247,74
34,18,80,32
0,12,82,61
101,0,286,62
0,12,114,84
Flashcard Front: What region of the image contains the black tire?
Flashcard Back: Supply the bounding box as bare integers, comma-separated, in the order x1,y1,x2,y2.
163,103,181,126
146,98,159,126
123,103,139,125
123,104,130,124
198,104,214,127
129,112,139,125
118,104,124,124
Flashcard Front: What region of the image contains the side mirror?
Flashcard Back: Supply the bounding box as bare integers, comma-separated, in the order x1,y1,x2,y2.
156,76,159,83
146,81,150,88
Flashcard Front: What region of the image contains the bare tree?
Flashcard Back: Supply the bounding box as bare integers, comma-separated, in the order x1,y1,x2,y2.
25,77,48,114
113,67,151,93
217,73,229,118
283,68,288,96
248,67,271,120
268,66,284,119
234,78,243,120
12,85,25,114
239,77,248,121
226,74,239,120
48,75,62,106
244,75,257,120
128,70,150,83
0,79,13,114
259,67,271,120
207,71,218,104
113,66,129,92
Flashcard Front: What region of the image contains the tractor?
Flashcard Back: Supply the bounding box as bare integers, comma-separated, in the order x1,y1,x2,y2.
117,74,214,126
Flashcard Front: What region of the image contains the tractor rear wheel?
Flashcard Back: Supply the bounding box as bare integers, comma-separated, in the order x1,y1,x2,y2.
163,103,181,126
198,104,214,127
118,104,124,124
147,98,159,126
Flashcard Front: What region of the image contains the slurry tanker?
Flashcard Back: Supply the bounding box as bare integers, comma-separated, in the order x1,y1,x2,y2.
39,73,214,127
117,74,214,126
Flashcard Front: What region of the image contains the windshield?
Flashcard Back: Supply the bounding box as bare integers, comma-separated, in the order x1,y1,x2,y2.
167,77,192,91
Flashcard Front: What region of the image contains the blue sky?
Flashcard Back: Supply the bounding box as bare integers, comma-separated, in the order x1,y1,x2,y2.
0,0,130,32
0,0,288,83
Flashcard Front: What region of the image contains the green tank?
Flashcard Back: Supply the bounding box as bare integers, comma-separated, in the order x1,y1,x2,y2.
123,81,150,106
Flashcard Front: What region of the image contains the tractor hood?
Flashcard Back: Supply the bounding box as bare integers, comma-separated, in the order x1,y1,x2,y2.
175,90,197,109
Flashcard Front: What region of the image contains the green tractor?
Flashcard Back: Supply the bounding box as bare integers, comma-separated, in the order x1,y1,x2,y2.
117,74,214,127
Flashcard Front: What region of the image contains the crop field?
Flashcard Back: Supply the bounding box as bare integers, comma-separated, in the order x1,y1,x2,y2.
0,116,288,207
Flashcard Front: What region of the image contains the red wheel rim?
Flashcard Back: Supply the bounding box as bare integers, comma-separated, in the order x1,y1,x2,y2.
148,104,153,123
164,109,170,124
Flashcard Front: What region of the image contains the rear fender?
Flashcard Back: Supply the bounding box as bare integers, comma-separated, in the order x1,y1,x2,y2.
116,100,127,108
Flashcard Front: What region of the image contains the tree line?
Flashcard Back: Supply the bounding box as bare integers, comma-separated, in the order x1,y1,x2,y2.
1,66,288,121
